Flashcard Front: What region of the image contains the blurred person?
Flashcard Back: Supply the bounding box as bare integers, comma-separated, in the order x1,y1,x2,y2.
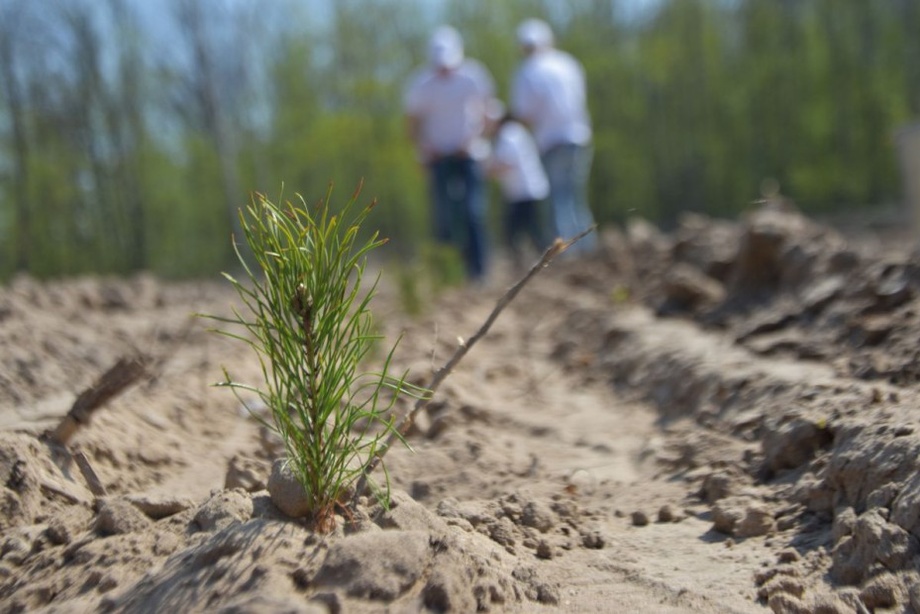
485,100,550,270
404,26,495,281
511,18,597,254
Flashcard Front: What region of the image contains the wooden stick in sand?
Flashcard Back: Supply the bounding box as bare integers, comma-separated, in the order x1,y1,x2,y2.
72,449,108,497
354,227,595,501
49,355,148,446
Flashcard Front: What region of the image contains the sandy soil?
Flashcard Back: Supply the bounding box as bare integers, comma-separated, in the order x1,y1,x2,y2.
1,205,919,613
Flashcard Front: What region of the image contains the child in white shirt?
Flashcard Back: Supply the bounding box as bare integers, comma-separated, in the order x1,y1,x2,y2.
487,104,551,268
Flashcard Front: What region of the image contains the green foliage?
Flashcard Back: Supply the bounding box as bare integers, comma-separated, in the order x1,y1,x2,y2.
2,0,920,280
205,187,421,532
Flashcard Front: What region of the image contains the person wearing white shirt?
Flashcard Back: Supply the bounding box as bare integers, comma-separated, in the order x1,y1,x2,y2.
404,26,496,280
511,18,597,254
486,102,550,269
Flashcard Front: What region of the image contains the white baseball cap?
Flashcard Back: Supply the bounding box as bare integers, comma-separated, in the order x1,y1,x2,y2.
429,26,464,70
517,18,554,50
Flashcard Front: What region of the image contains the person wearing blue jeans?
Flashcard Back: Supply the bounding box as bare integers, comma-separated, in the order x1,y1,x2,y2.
511,18,597,255
430,154,488,279
541,143,595,254
404,26,495,280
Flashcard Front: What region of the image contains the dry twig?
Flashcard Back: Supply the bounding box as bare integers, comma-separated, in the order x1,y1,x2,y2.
73,449,108,497
49,355,148,446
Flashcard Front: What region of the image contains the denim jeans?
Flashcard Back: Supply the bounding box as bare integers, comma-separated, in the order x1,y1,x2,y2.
505,198,549,267
429,155,488,279
541,143,597,254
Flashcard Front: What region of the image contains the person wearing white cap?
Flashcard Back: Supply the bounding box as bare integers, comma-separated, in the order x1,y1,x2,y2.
404,26,496,281
511,18,597,254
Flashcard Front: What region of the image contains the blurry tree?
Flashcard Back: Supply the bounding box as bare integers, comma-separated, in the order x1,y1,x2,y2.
106,0,148,270
0,0,34,273
171,0,243,261
1,0,919,281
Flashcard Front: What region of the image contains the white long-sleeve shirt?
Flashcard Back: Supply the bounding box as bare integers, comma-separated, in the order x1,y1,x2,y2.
511,48,592,153
404,60,495,161
491,121,550,203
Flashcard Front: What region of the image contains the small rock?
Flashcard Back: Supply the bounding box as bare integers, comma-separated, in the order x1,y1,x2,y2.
410,481,431,500
631,511,649,527
581,530,605,549
536,583,560,605
657,504,679,523
267,459,310,518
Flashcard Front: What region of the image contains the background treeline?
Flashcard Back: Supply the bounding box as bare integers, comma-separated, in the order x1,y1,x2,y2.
1,0,919,280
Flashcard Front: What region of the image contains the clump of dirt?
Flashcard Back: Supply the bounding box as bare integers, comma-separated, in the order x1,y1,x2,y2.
2,203,920,612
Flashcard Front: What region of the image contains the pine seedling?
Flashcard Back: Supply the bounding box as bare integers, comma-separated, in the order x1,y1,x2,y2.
206,186,420,532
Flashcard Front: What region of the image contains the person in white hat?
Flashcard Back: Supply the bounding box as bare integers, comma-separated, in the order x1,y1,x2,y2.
511,18,597,254
404,26,496,281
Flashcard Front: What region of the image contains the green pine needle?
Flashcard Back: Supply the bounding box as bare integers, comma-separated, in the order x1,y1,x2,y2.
203,185,423,533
